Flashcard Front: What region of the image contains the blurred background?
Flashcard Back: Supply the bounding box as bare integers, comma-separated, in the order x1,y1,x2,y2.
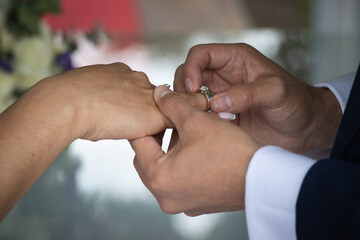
0,0,359,239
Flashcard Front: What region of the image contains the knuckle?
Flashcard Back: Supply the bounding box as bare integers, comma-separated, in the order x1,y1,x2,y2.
174,64,184,78
174,64,185,91
236,43,261,58
148,171,169,195
270,76,287,102
161,93,182,110
237,42,251,49
158,200,179,214
188,44,209,57
188,44,201,54
111,62,130,70
237,85,254,107
130,71,151,88
184,211,199,217
186,94,197,107
132,71,148,80
237,42,255,53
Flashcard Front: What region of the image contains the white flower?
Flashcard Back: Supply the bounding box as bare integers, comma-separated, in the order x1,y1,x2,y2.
14,36,55,90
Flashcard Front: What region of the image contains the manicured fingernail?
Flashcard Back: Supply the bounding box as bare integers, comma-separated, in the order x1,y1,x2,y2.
185,78,193,92
213,95,232,111
218,112,236,120
163,83,170,88
155,86,171,98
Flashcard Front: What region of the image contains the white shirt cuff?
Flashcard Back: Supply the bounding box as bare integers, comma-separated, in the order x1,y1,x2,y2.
315,72,355,113
245,146,316,240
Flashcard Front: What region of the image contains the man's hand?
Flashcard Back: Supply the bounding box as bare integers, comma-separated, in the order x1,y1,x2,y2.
173,43,342,152
130,86,260,216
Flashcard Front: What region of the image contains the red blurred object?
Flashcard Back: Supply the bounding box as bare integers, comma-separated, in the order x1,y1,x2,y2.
43,0,142,35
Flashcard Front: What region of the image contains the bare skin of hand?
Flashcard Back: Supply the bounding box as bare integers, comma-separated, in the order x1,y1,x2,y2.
0,63,207,220
50,63,207,140
173,43,342,152
130,86,260,216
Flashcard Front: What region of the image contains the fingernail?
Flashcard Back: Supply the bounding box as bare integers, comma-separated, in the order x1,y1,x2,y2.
213,95,232,111
155,86,171,98
163,83,170,88
218,112,236,120
185,78,193,92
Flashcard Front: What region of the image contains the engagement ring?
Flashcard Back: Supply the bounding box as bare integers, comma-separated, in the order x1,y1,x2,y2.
200,86,214,111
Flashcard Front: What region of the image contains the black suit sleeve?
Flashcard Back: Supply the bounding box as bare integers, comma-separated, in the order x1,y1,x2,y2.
296,158,360,239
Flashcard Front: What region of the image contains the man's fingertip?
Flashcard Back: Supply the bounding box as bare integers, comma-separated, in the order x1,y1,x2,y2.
155,85,172,98
212,94,232,112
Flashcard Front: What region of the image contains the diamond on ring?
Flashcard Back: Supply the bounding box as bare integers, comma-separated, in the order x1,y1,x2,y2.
200,86,214,111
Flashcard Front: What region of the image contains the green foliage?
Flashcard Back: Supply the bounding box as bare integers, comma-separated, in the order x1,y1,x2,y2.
5,0,60,37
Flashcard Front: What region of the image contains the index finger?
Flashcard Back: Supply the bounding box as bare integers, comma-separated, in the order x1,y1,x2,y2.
182,44,237,92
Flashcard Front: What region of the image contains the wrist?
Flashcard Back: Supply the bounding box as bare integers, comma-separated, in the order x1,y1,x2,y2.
27,77,82,142
0,77,80,219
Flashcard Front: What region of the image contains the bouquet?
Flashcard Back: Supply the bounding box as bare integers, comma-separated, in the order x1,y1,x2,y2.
0,0,75,112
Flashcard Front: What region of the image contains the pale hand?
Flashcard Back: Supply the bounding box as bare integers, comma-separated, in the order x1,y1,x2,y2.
34,63,207,141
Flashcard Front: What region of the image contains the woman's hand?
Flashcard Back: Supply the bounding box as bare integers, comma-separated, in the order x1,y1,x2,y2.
36,63,207,141
173,43,342,152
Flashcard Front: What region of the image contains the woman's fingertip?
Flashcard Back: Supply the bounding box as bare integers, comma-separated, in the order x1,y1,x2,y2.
155,85,171,98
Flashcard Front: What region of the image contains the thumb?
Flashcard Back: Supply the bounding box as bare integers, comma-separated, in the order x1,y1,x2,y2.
154,85,196,130
177,92,208,112
210,76,286,113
